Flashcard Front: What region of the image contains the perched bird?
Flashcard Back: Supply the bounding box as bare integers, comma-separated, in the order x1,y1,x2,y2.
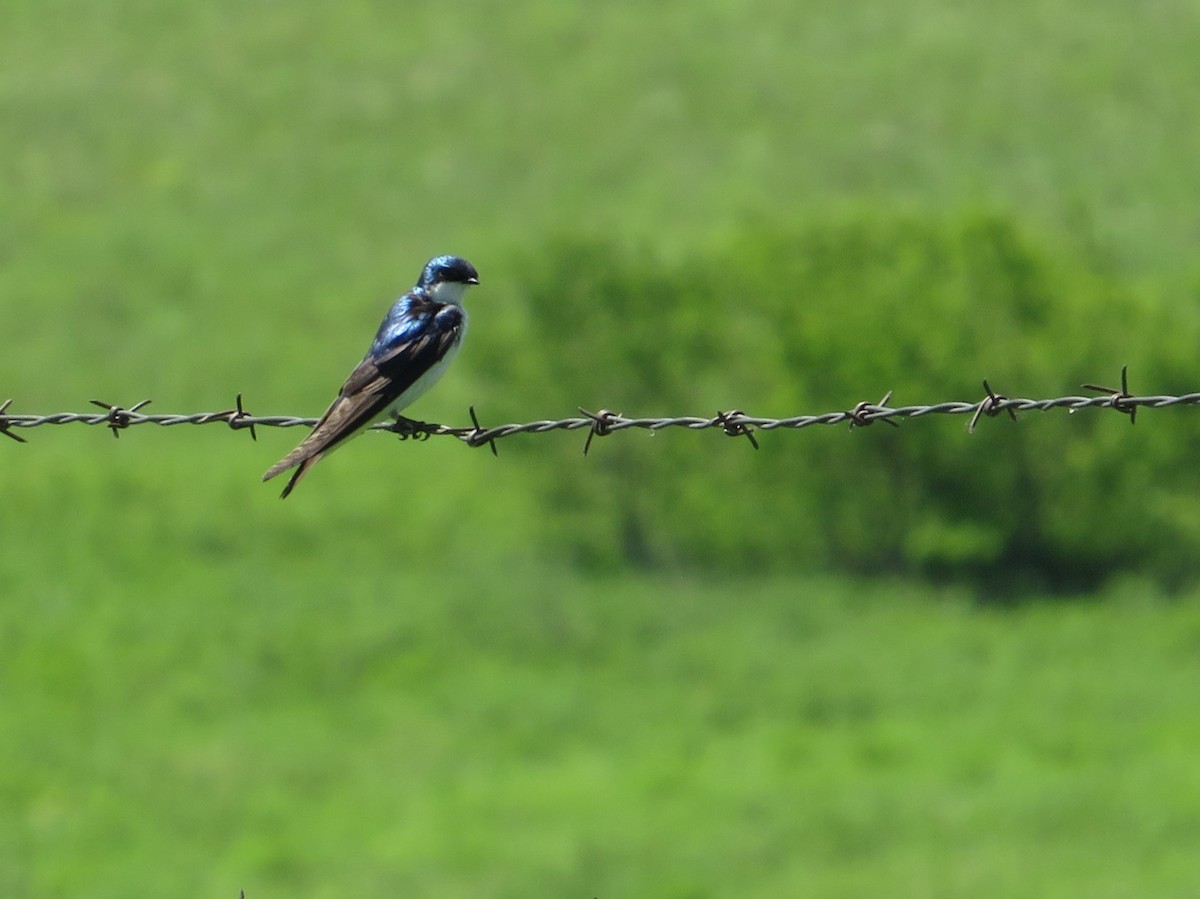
263,254,480,498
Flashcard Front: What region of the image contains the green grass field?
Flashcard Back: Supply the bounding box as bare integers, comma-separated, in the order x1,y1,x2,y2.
3,1,1200,896
7,564,1200,898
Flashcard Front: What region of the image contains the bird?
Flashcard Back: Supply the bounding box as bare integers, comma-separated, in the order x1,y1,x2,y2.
263,254,480,498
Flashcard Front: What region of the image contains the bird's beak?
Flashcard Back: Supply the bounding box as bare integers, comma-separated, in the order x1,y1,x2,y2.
467,276,480,285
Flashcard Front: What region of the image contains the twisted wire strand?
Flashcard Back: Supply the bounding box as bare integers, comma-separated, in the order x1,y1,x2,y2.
2,374,1197,450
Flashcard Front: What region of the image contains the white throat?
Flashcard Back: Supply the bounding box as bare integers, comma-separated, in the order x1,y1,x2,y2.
428,280,471,307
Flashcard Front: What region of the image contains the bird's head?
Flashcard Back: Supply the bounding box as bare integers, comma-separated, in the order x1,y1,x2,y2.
419,255,480,306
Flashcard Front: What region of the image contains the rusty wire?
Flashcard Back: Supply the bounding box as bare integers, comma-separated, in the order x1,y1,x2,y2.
1,368,1197,455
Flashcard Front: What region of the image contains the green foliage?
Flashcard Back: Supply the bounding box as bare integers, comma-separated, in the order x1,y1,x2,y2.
509,215,1200,587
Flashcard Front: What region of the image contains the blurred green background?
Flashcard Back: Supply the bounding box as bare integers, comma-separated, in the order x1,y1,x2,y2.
3,1,1200,896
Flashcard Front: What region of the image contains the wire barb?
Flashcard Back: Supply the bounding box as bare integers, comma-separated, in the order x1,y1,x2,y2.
968,379,1019,433
580,408,620,456
0,399,28,443
1081,364,1136,424
227,393,258,441
89,398,152,438
848,390,900,430
465,405,499,456
714,409,759,449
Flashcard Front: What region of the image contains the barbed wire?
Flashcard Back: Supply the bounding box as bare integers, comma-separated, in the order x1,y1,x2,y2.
2,368,1197,455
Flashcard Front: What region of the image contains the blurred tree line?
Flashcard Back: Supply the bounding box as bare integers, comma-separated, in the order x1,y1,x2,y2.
474,213,1200,591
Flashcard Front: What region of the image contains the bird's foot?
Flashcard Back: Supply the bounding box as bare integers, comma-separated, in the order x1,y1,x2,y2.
388,414,435,440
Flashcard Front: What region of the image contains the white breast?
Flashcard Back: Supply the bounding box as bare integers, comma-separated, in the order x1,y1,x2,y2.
384,331,464,417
